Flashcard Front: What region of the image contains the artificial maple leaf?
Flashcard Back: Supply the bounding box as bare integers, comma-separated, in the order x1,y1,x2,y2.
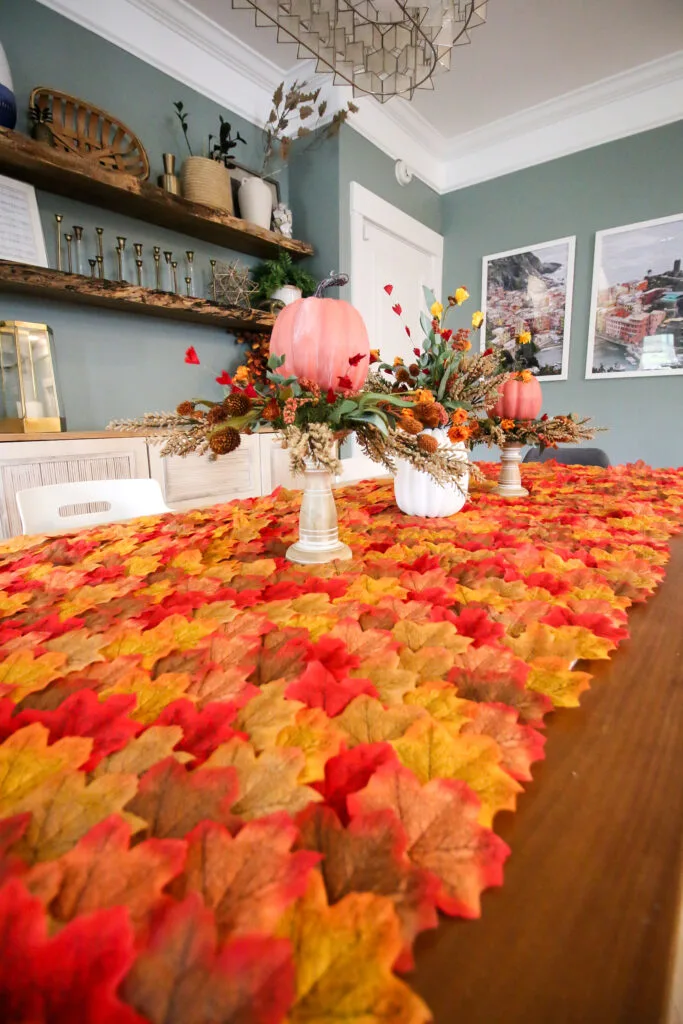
156,699,243,763
277,871,430,1023
0,649,68,703
311,742,400,824
392,619,473,654
0,879,142,1024
0,723,92,815
449,645,552,724
336,695,426,748
352,653,419,706
203,738,321,820
285,661,378,717
102,670,194,724
275,707,346,783
392,718,522,827
243,629,310,686
344,575,409,605
44,630,109,672
297,804,438,971
92,726,193,777
504,622,614,664
461,702,546,781
349,762,509,917
404,686,475,734
175,816,318,940
25,815,185,931
125,756,238,839
399,645,459,682
7,692,141,772
101,614,217,669
123,895,294,1024
328,619,397,661
235,681,304,750
526,657,593,708
0,813,30,884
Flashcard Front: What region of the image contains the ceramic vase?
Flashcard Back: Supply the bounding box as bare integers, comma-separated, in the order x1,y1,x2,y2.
0,39,16,130
286,454,352,565
238,176,273,229
271,285,302,306
394,428,469,517
181,156,234,213
494,443,528,497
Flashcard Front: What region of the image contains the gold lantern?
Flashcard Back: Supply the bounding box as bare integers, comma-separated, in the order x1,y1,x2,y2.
0,321,64,433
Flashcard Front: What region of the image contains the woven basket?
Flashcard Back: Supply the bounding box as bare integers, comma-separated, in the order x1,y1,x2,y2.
181,156,234,214
29,86,149,179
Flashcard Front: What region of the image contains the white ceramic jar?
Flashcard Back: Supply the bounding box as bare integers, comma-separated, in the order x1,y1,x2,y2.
393,428,469,517
238,176,273,229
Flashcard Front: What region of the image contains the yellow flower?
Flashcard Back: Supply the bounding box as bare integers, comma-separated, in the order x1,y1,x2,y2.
517,331,532,345
471,310,484,329
393,356,405,367
233,365,251,383
454,287,470,305
519,369,534,383
430,301,444,320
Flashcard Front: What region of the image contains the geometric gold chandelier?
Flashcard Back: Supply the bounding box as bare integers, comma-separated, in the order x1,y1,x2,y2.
231,0,489,103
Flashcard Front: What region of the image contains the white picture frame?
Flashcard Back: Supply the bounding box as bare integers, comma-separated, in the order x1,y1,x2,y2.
585,213,683,379
481,235,576,382
0,175,48,267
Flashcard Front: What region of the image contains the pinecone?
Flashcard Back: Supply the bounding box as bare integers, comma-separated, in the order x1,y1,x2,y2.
209,427,241,455
398,415,423,436
206,405,228,425
417,432,438,454
176,400,195,417
408,364,420,377
223,393,250,417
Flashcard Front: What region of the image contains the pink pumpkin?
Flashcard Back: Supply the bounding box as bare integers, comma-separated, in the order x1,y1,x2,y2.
269,273,370,390
490,376,543,420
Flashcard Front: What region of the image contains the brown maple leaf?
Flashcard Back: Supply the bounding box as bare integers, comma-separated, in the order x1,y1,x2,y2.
125,757,238,839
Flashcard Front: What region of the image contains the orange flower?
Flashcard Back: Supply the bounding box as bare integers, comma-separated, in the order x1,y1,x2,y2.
393,356,405,367
261,398,279,422
233,365,251,384
369,349,381,363
451,408,468,425
448,424,471,443
454,337,472,352
519,369,534,383
401,407,415,418
413,389,435,404
501,418,515,430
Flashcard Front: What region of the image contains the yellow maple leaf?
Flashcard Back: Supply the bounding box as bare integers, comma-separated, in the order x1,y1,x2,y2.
0,724,92,815
277,873,430,1024
126,554,162,577
392,719,521,827
202,738,321,820
58,581,138,619
399,646,457,682
336,695,426,748
235,681,305,751
404,687,475,734
504,622,614,665
276,707,345,783
44,631,108,673
102,614,218,669
0,650,67,703
527,657,593,708
344,575,408,605
392,619,472,654
0,591,33,617
353,654,418,706
92,726,193,777
102,671,193,724
170,549,205,574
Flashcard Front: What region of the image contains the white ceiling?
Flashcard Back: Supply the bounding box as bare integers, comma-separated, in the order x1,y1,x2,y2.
185,0,683,135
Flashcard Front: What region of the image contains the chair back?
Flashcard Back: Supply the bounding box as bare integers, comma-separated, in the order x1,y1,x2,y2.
524,447,610,468
16,478,172,535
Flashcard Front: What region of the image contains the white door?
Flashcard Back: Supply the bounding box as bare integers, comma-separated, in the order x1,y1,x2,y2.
350,182,444,368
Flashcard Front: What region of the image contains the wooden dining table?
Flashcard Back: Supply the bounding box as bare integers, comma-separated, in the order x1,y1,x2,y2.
413,539,683,1024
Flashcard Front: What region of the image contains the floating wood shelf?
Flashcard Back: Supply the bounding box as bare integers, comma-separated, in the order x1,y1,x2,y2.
0,261,277,332
0,129,314,261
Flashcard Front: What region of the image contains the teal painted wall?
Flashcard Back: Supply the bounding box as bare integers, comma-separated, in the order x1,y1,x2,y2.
0,0,283,429
441,122,683,468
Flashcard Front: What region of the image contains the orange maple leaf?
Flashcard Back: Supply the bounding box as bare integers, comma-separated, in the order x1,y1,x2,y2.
0,651,68,703
126,757,238,839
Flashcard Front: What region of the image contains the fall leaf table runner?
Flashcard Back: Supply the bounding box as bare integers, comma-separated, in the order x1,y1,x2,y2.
0,461,682,1023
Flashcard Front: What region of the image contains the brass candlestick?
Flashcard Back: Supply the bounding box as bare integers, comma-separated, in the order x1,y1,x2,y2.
185,275,192,297
54,214,63,271
164,251,173,292
153,246,161,290
136,259,144,287
116,237,127,281
88,258,97,280
96,255,104,280
171,260,178,294
95,227,104,260
185,250,195,297
116,246,124,282
210,258,217,301
64,233,73,274
73,225,84,275
133,242,143,259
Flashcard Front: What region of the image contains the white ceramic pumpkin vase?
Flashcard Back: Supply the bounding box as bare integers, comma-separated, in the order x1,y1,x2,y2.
238,176,273,229
271,285,302,306
394,428,469,517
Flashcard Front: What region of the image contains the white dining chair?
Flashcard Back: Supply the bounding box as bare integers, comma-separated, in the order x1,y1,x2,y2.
16,478,173,535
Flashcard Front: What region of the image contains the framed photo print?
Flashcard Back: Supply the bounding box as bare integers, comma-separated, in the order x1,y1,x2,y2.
481,236,575,381
585,213,683,378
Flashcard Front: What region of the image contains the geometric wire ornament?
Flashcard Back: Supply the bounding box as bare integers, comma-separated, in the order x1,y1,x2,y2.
232,0,488,102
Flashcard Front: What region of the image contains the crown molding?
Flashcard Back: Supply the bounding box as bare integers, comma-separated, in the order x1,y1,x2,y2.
34,0,683,196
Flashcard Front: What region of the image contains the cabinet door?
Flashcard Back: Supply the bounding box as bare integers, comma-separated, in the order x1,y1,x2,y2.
0,438,150,539
148,434,262,512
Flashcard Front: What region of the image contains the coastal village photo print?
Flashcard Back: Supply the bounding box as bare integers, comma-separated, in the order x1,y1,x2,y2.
482,236,575,380
586,213,683,378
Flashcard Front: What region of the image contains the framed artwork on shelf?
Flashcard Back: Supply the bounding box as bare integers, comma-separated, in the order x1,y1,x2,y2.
481,235,576,381
585,213,683,378
227,163,280,221
0,175,48,267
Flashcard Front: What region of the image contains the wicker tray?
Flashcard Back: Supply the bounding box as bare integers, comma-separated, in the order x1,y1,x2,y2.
29,87,149,179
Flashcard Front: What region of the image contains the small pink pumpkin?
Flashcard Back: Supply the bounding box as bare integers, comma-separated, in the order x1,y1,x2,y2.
489,376,543,420
269,273,370,390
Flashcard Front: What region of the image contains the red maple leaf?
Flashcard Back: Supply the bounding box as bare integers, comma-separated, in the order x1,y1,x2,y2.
0,815,31,884
311,742,399,823
337,375,353,390
304,637,361,680
125,757,239,839
285,662,378,717
184,346,200,365
450,607,505,648
0,879,141,1024
156,699,245,763
215,370,232,385
383,284,394,295
348,352,366,367
392,303,402,316
122,894,294,1024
